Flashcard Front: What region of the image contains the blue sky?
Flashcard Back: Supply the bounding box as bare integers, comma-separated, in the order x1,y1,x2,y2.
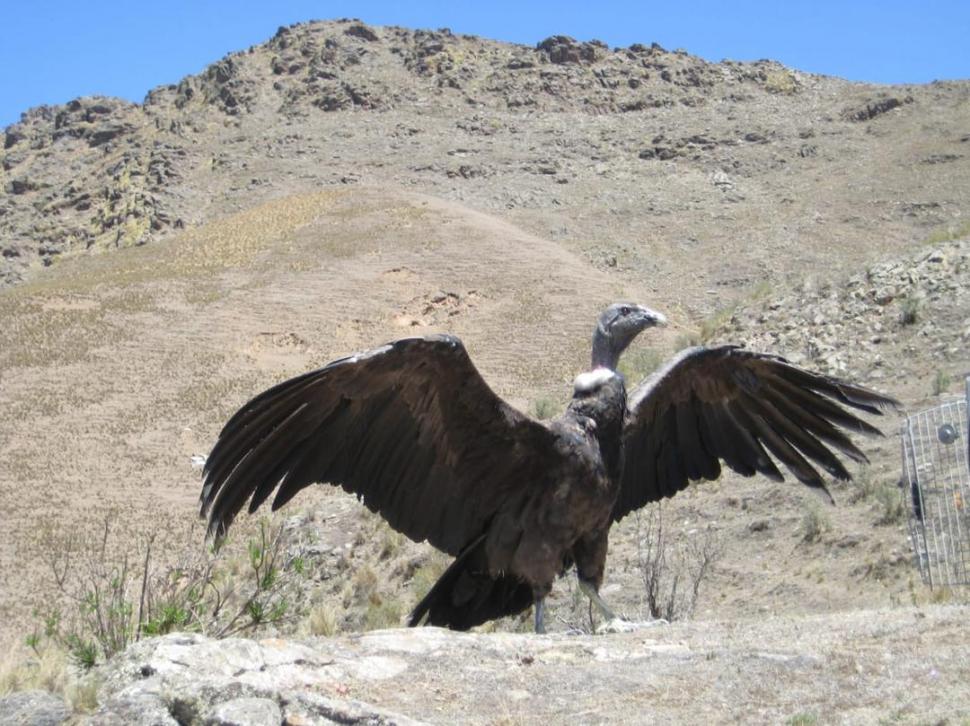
2,1,968,128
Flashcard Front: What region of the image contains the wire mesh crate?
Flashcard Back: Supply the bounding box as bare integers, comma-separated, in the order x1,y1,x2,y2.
900,377,970,588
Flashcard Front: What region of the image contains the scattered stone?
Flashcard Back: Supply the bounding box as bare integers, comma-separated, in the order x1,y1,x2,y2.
345,23,380,42
209,697,282,726
844,95,913,122
716,237,970,383
6,178,37,195
88,122,134,147
4,128,26,149
536,35,601,64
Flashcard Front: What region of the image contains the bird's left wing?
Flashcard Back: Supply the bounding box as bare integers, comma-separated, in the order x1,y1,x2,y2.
612,345,901,522
200,334,559,555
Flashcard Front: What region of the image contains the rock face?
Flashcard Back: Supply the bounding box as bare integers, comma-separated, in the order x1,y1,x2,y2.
90,632,424,725
28,605,968,723
0,690,69,725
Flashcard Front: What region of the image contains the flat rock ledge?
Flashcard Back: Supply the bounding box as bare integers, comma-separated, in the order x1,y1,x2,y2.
3,605,968,724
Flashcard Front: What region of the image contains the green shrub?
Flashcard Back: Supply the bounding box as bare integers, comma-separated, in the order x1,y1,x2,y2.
875,484,906,525
618,347,663,384
899,297,920,326
28,514,299,670
933,369,951,396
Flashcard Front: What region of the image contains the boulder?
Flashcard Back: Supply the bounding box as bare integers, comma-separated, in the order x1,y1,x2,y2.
0,690,68,726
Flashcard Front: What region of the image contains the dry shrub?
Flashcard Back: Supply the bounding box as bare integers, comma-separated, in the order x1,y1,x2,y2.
305,604,340,637
635,504,721,621
800,501,831,543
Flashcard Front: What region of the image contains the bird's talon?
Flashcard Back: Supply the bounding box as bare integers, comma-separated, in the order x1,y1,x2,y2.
596,618,668,634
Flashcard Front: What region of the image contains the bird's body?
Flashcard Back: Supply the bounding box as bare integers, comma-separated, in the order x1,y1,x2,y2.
200,304,899,632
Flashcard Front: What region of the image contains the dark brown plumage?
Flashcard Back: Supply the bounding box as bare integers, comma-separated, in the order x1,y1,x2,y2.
200,304,899,632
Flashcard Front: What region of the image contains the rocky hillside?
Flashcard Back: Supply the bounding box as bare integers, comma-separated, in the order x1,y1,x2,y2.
2,19,968,309
719,238,970,407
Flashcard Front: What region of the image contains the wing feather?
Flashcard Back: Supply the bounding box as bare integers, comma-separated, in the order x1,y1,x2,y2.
614,346,900,522
201,334,558,553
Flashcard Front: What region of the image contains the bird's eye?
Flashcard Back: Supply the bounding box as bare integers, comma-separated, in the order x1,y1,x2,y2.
620,306,630,315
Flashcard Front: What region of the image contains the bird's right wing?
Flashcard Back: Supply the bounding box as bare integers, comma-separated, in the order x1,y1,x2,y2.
612,345,901,522
200,334,559,555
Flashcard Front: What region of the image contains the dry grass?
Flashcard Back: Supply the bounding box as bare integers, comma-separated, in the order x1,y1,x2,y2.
0,643,101,713
923,220,970,247
800,502,831,543
409,556,449,600
364,596,405,630
850,468,906,525
0,644,70,696
7,190,344,298
304,604,340,637
763,69,799,95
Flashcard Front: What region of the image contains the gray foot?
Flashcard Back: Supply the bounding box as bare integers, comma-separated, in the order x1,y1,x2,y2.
596,617,669,634
577,578,617,621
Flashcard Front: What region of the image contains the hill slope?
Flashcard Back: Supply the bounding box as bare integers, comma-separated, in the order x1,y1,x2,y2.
2,19,969,312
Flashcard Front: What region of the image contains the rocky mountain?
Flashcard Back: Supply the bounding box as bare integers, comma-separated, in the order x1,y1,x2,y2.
2,19,968,311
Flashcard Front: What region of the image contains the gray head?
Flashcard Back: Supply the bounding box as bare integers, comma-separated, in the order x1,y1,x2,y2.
591,302,667,371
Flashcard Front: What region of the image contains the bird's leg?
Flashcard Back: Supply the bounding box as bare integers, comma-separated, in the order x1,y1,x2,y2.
577,577,617,622
532,581,553,634
578,576,668,633
573,531,664,633
572,530,622,629
534,596,546,634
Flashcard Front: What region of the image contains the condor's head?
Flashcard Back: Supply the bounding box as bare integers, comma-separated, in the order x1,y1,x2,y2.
590,303,667,371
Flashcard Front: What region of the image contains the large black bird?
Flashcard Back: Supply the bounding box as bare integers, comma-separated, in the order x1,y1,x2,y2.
200,303,898,632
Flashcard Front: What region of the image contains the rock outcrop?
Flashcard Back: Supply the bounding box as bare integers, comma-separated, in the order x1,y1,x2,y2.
3,605,968,723
718,238,970,401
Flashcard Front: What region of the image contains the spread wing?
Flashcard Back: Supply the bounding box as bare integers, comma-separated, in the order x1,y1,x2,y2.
613,345,901,522
201,334,559,554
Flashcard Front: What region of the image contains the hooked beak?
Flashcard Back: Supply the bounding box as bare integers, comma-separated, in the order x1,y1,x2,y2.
636,305,667,328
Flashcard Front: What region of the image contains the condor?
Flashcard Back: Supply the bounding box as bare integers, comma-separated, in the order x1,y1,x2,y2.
200,303,898,632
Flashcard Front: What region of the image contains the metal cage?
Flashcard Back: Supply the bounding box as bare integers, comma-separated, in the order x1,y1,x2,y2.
900,377,970,588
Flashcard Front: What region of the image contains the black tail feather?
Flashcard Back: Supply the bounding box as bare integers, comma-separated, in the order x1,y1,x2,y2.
408,536,532,631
